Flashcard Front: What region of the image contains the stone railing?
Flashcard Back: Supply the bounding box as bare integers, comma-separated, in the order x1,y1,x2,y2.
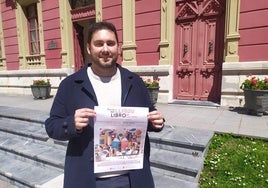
26,54,42,66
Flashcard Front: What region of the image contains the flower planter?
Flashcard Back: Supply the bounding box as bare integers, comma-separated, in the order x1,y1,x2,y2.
147,87,159,106
244,89,268,116
31,85,51,99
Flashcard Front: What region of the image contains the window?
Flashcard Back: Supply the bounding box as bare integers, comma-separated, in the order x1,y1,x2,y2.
27,4,40,54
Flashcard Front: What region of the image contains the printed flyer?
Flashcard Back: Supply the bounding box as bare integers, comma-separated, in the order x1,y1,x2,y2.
93,106,148,173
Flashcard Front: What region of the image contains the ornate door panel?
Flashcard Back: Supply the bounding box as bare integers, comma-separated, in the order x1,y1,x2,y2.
174,0,225,102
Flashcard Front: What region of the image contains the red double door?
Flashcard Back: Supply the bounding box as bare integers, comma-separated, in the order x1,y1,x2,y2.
174,0,226,103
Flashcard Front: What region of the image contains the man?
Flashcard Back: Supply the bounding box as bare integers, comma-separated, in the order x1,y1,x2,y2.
45,21,164,188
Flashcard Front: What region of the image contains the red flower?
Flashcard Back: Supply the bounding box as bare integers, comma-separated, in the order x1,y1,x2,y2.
251,78,257,85
240,74,268,90
143,77,160,88
32,79,51,86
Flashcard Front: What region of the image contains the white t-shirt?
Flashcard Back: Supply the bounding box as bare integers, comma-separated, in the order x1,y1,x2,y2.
87,67,121,106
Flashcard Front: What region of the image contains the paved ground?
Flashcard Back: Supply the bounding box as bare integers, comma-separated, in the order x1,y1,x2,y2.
0,94,267,140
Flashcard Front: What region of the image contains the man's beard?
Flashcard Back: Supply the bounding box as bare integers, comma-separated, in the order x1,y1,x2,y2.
93,55,118,68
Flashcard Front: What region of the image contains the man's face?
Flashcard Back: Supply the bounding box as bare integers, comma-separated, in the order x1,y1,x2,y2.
87,29,119,70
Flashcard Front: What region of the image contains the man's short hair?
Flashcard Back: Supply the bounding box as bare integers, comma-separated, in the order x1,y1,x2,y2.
87,21,119,44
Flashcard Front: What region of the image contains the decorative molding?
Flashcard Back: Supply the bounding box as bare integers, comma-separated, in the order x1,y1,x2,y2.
125,65,171,76
0,68,73,77
176,2,198,21
176,0,225,21
25,54,46,69
200,0,224,17
70,5,95,22
0,57,6,71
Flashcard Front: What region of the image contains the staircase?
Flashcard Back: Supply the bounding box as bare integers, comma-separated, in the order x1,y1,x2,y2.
149,126,214,188
0,107,214,188
0,116,65,188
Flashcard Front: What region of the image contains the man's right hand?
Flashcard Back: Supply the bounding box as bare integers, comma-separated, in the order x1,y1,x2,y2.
74,108,96,131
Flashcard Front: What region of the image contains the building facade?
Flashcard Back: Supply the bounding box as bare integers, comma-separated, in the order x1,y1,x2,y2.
0,0,267,107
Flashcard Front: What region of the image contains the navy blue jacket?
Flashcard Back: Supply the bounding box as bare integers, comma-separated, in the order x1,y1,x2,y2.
45,64,162,188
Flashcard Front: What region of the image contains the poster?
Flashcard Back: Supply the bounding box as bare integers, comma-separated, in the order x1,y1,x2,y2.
94,106,148,173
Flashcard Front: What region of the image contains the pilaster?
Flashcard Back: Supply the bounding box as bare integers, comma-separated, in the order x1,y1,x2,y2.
224,0,240,62
59,1,74,68
36,2,45,68
15,4,27,69
122,0,137,66
159,0,174,66
95,0,102,22
0,4,6,70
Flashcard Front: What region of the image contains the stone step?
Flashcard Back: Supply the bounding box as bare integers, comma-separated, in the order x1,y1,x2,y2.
0,131,65,169
0,117,65,187
152,169,198,188
0,117,48,141
150,147,203,182
149,125,214,184
0,107,49,125
149,125,214,157
0,178,19,188
0,150,63,188
151,166,196,184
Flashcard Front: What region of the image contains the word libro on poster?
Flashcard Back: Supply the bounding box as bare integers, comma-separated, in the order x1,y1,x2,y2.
93,106,148,173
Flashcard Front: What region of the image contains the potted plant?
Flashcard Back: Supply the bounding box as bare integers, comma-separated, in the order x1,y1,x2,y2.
143,77,160,105
240,74,268,116
30,79,51,99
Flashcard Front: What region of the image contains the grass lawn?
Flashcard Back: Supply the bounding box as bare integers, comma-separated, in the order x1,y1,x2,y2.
199,133,268,188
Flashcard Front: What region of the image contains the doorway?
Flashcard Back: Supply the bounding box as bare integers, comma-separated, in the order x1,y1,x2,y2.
73,19,95,72
174,0,226,103
73,22,85,72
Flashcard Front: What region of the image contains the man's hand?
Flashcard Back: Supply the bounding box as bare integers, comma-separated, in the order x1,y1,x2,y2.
74,108,96,131
147,110,164,129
